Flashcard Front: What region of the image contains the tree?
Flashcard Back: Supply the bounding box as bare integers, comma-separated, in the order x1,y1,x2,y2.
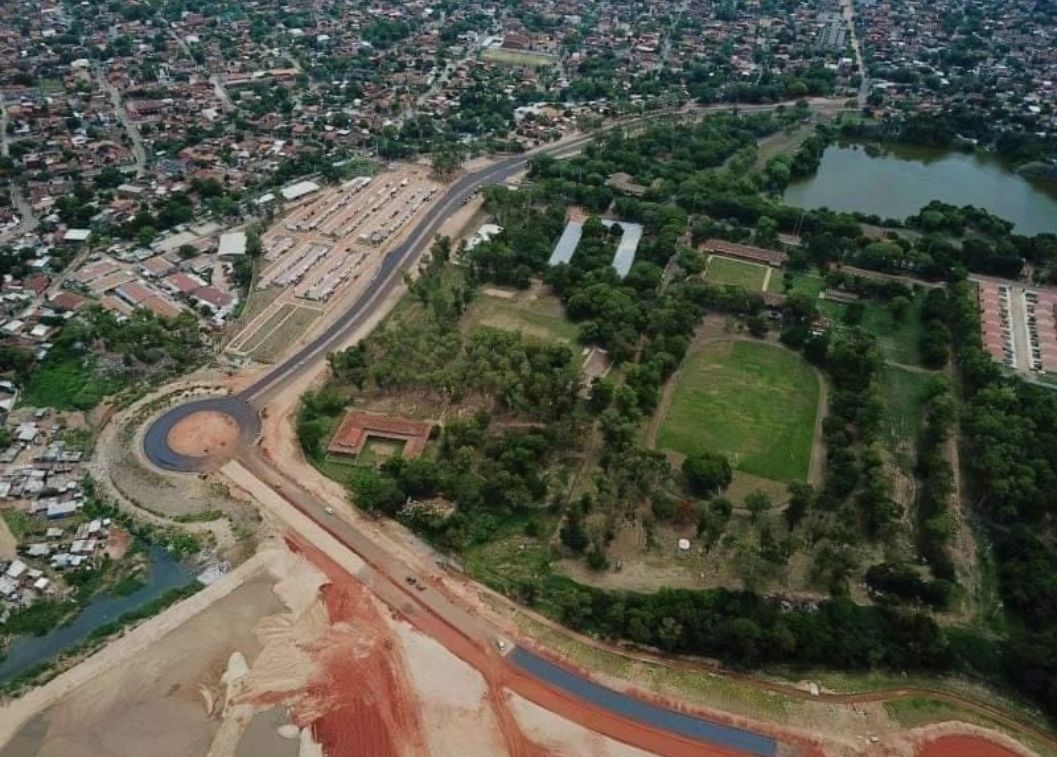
745,490,772,523
560,504,589,552
888,296,911,322
329,343,370,389
431,147,462,181
747,314,768,337
682,452,733,496
785,482,814,529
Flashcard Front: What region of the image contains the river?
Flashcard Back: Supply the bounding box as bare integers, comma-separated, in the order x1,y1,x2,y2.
0,546,193,683
783,142,1057,236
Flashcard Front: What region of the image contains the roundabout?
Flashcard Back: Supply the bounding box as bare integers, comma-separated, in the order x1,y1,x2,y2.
142,395,260,472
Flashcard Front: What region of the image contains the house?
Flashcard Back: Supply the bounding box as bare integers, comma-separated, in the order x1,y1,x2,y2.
702,239,788,267
63,228,91,243
192,285,233,313
5,558,27,579
46,500,79,519
218,230,247,257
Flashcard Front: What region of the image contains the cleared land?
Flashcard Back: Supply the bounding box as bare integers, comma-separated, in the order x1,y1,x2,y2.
704,255,768,291
656,340,819,483
166,410,239,457
461,288,579,344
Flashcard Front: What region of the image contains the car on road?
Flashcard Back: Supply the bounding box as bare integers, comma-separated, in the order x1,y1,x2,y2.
324,506,334,515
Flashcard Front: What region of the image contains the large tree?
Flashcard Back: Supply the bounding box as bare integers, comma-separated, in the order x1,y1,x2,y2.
682,451,733,496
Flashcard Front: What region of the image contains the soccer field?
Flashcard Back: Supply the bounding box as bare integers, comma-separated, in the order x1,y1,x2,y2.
656,340,820,483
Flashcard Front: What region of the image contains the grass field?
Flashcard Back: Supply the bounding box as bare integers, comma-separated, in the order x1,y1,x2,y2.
247,306,319,363
767,270,826,298
656,340,819,482
462,289,579,343
481,48,556,67
462,511,557,594
705,256,768,291
227,287,282,342
819,290,927,366
881,365,934,453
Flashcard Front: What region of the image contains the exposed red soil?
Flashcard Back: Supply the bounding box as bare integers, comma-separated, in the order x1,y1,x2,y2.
166,410,239,456
917,736,1025,757
287,536,555,757
103,526,131,559
283,539,770,757
278,537,426,756
276,519,831,757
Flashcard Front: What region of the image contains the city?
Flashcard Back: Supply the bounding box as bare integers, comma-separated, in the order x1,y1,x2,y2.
0,1,1055,756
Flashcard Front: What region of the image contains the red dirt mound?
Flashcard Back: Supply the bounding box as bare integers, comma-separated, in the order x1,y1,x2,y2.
918,735,1024,757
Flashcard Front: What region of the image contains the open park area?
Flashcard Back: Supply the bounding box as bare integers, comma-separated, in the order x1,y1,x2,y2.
461,285,579,344
655,339,821,484
704,255,770,291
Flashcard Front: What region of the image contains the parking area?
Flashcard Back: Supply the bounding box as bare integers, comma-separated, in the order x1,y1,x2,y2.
979,281,1016,368
978,279,1057,375
1023,289,1057,372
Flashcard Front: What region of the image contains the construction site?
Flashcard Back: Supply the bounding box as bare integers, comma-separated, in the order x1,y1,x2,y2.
227,166,441,363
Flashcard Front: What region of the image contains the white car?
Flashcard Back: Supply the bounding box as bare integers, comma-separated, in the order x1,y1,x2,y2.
324,506,335,515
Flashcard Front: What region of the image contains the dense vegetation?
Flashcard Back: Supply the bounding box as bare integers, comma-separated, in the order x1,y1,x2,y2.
943,281,1057,719
307,112,1057,723
21,307,208,410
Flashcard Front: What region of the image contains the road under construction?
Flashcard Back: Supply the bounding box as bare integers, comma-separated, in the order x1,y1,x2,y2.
142,101,813,757
135,98,1028,757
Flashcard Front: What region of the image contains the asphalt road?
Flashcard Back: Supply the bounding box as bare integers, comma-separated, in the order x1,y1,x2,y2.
234,450,780,756
142,395,260,472
141,100,842,754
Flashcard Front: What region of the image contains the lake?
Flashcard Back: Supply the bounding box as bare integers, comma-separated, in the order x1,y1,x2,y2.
0,546,193,683
783,142,1057,236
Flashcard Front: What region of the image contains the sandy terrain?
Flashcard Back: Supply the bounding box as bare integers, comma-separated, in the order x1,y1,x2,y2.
391,614,508,757
508,692,656,757
168,410,240,457
0,547,283,756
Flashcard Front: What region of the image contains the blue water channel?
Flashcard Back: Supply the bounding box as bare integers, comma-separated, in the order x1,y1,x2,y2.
0,546,193,682
509,647,778,757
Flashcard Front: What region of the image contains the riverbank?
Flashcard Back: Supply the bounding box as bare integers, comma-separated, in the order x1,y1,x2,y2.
0,545,194,689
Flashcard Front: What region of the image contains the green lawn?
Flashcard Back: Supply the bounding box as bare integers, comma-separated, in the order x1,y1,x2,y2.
656,340,819,482
705,256,769,291
357,437,406,465
462,290,579,344
767,270,826,298
819,290,927,366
